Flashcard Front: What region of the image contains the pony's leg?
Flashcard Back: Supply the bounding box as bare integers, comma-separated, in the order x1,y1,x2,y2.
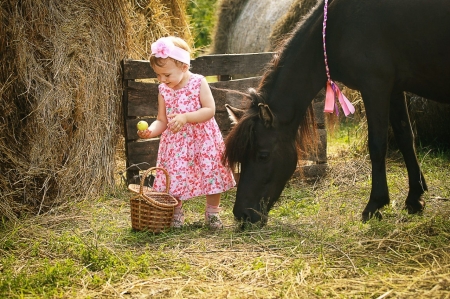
389,91,427,214
360,89,391,221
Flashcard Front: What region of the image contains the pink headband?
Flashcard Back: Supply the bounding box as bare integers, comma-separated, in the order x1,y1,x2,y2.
151,37,191,66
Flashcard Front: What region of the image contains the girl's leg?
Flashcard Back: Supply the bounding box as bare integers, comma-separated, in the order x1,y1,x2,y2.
206,193,220,206
171,198,184,228
205,193,223,229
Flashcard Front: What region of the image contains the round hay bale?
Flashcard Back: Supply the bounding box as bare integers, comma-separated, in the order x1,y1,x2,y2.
211,0,317,54
210,0,250,54
0,0,191,220
228,0,295,53
269,0,319,49
214,0,296,53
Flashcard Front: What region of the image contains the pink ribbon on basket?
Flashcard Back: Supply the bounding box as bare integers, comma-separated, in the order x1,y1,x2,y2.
322,0,355,116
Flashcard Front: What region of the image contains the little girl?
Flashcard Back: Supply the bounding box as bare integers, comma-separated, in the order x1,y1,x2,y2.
137,36,236,229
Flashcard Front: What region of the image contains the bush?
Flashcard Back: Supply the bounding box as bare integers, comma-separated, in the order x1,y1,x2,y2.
187,0,218,52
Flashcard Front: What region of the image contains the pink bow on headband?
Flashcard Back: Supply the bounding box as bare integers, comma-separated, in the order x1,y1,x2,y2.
151,37,191,66
152,38,172,58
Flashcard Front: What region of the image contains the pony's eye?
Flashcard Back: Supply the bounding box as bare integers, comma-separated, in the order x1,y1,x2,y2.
257,151,270,162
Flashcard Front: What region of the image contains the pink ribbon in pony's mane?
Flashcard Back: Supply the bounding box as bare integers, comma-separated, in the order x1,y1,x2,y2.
151,37,191,66
322,0,355,116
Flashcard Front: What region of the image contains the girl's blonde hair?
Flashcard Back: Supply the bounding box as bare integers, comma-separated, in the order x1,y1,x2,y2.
150,36,191,69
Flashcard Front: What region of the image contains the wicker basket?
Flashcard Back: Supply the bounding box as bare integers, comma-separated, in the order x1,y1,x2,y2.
128,167,178,233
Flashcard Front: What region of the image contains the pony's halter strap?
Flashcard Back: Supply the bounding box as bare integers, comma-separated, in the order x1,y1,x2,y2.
151,37,191,66
322,0,355,116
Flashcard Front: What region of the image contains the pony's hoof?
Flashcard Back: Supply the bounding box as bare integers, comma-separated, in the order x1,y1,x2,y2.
362,210,382,222
405,198,425,215
405,196,425,214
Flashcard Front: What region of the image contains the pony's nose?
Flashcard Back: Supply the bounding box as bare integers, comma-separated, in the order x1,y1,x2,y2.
233,205,262,224
232,205,246,221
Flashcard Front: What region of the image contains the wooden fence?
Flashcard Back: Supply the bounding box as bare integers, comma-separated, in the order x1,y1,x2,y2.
121,53,327,184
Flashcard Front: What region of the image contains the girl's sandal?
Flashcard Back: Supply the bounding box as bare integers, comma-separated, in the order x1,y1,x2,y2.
171,206,184,228
205,205,223,230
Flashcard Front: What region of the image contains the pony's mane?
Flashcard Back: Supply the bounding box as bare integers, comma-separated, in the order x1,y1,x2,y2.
221,92,260,170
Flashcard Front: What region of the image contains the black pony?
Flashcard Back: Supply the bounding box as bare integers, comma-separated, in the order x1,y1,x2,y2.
222,0,450,224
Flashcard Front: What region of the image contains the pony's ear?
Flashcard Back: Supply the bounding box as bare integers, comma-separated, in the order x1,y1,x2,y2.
248,88,258,106
225,104,245,125
258,103,274,128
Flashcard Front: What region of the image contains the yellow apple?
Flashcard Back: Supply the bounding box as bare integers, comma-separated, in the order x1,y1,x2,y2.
136,120,149,131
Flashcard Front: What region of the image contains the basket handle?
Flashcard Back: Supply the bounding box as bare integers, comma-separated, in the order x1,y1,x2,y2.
139,167,170,194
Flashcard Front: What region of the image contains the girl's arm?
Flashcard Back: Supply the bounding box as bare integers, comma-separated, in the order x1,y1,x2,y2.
167,77,215,128
137,93,168,138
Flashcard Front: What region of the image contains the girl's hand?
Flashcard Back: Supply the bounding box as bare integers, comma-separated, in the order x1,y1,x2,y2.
167,113,187,133
137,129,152,139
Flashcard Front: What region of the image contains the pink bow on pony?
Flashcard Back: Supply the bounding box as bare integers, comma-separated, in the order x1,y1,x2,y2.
324,80,355,116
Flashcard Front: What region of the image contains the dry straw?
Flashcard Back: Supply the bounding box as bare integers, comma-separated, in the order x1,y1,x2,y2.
0,0,191,220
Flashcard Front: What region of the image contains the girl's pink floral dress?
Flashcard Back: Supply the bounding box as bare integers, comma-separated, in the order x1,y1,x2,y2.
152,73,236,200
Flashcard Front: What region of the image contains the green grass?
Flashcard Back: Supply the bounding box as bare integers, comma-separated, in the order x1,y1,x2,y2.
1,123,449,298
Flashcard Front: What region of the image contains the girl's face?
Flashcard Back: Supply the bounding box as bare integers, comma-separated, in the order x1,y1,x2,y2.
153,59,188,90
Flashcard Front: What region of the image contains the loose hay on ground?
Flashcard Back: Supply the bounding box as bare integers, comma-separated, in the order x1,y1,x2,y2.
2,151,449,298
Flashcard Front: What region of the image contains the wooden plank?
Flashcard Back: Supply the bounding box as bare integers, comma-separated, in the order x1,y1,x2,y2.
312,89,326,127
211,84,252,112
122,62,135,183
210,89,228,113
122,53,274,80
215,112,232,135
123,60,155,80
126,117,157,141
190,53,273,77
210,76,261,90
127,139,160,170
313,100,325,125
126,81,159,116
125,79,254,116
316,129,327,163
300,128,327,162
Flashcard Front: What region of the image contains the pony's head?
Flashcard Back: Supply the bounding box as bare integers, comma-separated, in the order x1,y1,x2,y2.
222,88,316,225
